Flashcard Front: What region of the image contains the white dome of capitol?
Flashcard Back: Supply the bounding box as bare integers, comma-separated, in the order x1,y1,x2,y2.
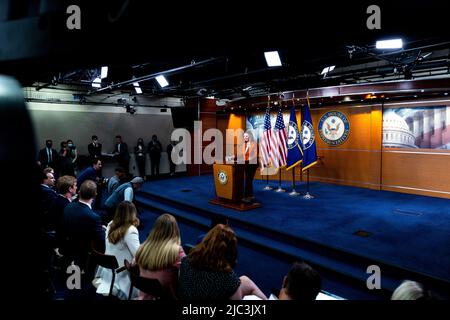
382,111,417,148
383,111,411,133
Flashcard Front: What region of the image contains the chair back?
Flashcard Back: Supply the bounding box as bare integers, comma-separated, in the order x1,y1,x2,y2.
124,260,169,300
91,247,121,297
91,249,119,270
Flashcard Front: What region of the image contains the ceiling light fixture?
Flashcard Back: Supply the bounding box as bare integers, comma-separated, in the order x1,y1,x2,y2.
92,77,101,88
376,38,403,49
264,51,282,67
133,82,142,94
101,66,108,79
321,65,336,78
156,75,169,88
321,65,335,75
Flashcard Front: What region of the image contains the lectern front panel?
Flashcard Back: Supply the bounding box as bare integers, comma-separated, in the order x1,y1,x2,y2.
213,164,235,200
211,163,260,211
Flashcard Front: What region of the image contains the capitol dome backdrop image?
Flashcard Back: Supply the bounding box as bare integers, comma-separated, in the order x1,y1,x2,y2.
383,106,450,149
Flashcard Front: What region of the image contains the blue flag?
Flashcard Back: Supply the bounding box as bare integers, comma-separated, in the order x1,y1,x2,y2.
286,106,303,170
301,98,318,171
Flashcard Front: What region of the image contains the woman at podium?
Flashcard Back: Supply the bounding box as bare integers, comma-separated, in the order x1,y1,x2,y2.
241,131,258,203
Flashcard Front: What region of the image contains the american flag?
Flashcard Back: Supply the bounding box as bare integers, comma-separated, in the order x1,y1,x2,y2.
259,105,272,166
272,107,287,168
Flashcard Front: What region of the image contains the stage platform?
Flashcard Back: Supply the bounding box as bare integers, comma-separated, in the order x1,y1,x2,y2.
135,175,450,299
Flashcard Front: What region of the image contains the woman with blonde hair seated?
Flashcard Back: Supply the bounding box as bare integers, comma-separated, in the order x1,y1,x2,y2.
134,213,185,299
178,224,267,300
95,201,140,299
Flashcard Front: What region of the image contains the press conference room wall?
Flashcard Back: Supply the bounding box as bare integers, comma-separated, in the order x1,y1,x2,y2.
27,102,179,177
219,98,450,199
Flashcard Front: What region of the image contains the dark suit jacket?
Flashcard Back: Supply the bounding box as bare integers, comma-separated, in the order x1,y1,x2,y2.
47,195,70,242
77,166,98,187
40,185,57,215
148,140,162,157
38,147,59,169
88,142,102,159
63,201,105,261
114,142,130,160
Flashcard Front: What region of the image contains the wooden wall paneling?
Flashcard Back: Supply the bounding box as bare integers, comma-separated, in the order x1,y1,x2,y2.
306,105,382,189
381,149,450,199
380,100,450,198
187,98,217,175
369,105,382,189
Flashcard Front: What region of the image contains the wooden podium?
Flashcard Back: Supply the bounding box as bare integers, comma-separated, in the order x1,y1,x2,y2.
209,163,262,211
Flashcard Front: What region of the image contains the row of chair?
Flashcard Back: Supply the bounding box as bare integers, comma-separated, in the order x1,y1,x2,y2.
90,246,169,300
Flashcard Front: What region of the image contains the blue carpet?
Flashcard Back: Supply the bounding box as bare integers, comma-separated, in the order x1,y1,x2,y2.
139,175,450,282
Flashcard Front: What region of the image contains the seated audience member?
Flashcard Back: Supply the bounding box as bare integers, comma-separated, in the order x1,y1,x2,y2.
43,167,55,177
391,280,434,300
134,213,185,300
107,167,126,197
243,261,321,301
62,180,105,272
40,171,57,216
47,175,77,245
277,261,321,300
178,224,267,300
95,201,140,299
104,176,143,223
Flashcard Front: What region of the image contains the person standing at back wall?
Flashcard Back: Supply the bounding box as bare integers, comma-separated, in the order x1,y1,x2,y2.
113,135,130,174
134,138,146,180
148,134,162,178
88,135,102,160
167,140,176,176
38,139,59,175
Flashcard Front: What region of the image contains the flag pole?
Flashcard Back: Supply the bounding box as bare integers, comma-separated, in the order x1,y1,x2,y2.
263,170,273,190
303,169,314,199
275,169,285,192
289,168,300,196
263,94,273,191
288,94,300,196
302,91,315,199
